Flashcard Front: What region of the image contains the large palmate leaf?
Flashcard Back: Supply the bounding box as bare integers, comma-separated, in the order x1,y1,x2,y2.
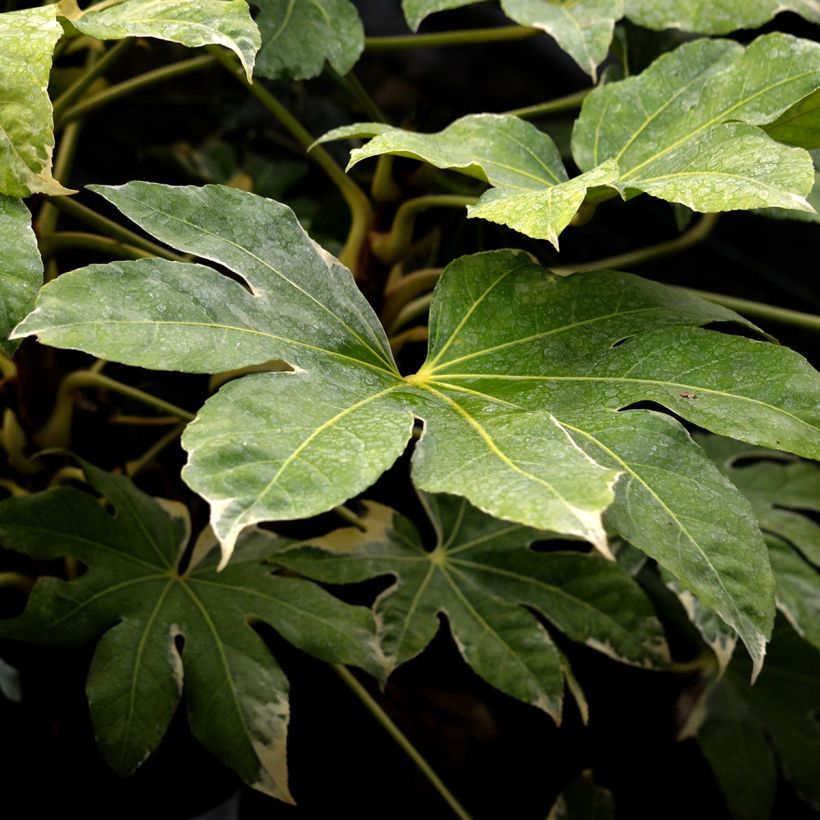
0,197,42,357
0,5,70,197
253,0,364,81
0,462,381,803
572,34,820,214
15,184,820,667
59,0,260,80
402,0,623,77
625,0,820,34
763,90,820,150
270,495,668,719
689,623,820,817
317,114,619,247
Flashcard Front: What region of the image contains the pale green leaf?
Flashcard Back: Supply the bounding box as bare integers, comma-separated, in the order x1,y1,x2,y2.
62,0,260,81
573,34,820,214
0,197,42,357
697,435,820,566
318,114,614,248
402,0,474,29
764,90,820,150
16,188,819,662
625,0,820,34
272,495,669,718
0,462,381,802
768,536,820,652
0,5,70,197
254,0,364,81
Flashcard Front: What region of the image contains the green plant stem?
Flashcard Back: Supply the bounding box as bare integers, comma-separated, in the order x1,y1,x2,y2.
328,65,386,123
366,25,538,51
51,39,132,121
208,47,373,274
503,88,591,119
44,197,188,261
0,478,27,497
382,268,442,327
388,293,433,334
552,213,719,275
389,325,429,355
680,289,820,332
40,231,154,261
0,572,34,592
332,505,368,530
0,355,16,381
126,423,186,477
58,54,216,126
36,371,196,449
332,665,473,820
373,195,477,265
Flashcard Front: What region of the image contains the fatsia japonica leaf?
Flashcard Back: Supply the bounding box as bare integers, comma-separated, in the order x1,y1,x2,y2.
271,495,669,719
572,34,820,214
625,0,820,33
58,0,260,80
698,434,820,566
402,0,623,77
317,114,619,247
0,5,70,197
0,462,381,803
253,0,364,81
547,772,615,820
0,197,42,357
14,185,820,669
763,90,820,150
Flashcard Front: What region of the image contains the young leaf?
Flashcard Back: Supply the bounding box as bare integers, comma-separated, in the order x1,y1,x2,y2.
317,114,618,247
625,0,820,34
0,197,42,357
15,186,820,667
272,495,669,719
763,90,820,150
0,462,381,803
697,435,820,566
572,34,820,214
0,5,70,197
60,0,260,81
254,0,364,81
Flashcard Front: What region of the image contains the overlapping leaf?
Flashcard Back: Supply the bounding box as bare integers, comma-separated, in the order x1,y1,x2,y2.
253,0,364,81
689,623,820,817
0,197,42,357
402,0,623,77
572,34,820,214
0,462,381,803
14,184,820,667
59,0,260,80
271,494,668,719
625,0,820,34
0,5,69,197
317,114,619,247
763,90,820,150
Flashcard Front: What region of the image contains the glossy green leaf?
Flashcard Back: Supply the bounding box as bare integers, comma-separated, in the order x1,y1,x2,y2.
764,90,820,150
698,435,820,566
0,5,70,197
0,462,381,802
573,34,820,214
254,0,364,81
0,197,42,358
767,536,820,652
403,0,622,77
60,0,260,81
625,0,820,34
271,495,668,718
693,623,820,814
317,114,617,248
16,186,820,670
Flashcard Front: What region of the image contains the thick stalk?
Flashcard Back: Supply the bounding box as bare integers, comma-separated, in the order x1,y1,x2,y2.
503,88,591,119
680,289,820,332
388,293,433,334
366,26,537,51
58,55,216,125
333,665,473,820
373,195,477,265
208,47,373,274
40,231,153,261
552,213,719,275
51,39,132,121
0,572,34,592
126,423,186,477
381,268,442,327
36,370,195,449
44,197,188,261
